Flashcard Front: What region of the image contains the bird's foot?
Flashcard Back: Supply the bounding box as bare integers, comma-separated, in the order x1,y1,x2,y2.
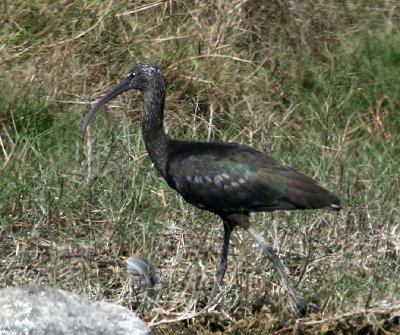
196,298,208,310
293,297,319,317
252,293,318,317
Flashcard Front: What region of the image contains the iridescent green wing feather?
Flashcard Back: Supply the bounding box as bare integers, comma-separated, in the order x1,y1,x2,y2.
166,142,293,213
166,141,340,214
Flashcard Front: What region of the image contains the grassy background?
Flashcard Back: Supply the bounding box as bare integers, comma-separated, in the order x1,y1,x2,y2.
1,0,399,333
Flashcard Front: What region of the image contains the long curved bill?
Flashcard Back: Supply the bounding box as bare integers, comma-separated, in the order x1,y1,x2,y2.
82,77,131,135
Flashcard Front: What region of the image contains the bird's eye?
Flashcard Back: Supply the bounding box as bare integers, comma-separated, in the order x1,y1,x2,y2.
127,72,136,79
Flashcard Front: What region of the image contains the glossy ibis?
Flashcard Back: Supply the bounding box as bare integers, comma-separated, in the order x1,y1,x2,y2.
83,62,341,316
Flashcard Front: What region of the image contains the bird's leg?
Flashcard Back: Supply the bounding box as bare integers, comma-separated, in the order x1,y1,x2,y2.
208,221,234,304
247,224,308,316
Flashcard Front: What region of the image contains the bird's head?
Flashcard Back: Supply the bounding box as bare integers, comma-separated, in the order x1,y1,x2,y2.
82,62,166,134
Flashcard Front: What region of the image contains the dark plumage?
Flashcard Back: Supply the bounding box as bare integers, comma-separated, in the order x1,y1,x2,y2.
83,62,341,316
166,141,340,214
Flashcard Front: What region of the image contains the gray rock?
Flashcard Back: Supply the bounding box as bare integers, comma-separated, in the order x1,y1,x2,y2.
0,285,152,335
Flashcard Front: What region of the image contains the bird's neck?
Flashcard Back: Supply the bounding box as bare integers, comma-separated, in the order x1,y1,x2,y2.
141,89,170,178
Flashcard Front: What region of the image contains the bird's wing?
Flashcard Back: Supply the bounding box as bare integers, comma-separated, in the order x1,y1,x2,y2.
166,142,340,214
166,142,313,214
